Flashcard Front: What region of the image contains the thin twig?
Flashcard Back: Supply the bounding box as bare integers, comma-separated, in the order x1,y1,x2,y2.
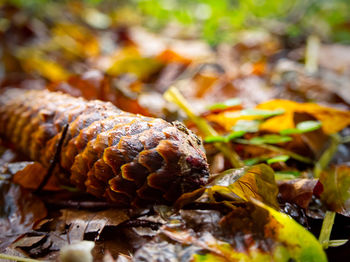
305,34,320,74
44,199,126,210
164,86,243,168
313,133,340,178
314,134,341,249
35,124,69,192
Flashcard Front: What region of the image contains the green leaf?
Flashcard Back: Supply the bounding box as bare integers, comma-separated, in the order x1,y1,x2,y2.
297,120,322,132
204,135,227,143
280,120,322,135
279,128,301,135
275,170,301,180
328,239,349,247
244,157,268,166
226,130,246,141
204,131,245,143
267,155,290,164
240,108,285,118
207,98,241,110
319,164,350,216
250,134,292,145
233,120,260,133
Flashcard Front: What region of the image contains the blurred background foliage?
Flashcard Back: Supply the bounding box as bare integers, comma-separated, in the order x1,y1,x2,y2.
3,0,350,46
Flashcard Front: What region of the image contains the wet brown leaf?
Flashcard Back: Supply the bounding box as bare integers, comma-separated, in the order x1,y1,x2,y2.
60,209,130,242
0,181,47,251
135,200,326,262
278,179,318,209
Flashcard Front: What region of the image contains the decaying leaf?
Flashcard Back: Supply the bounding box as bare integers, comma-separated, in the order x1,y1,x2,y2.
60,209,130,242
209,164,279,209
320,164,350,217
0,181,47,251
134,200,327,262
278,178,319,209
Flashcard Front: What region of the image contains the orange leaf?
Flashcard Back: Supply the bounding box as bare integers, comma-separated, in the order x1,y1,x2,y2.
13,162,62,191
156,49,192,65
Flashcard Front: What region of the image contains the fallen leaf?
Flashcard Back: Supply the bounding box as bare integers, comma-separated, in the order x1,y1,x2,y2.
209,164,279,209
135,200,327,262
107,47,163,80
60,209,130,242
319,164,350,216
156,49,192,65
278,179,319,209
52,22,100,58
48,70,109,101
258,99,350,135
12,162,61,191
205,107,285,131
0,181,47,251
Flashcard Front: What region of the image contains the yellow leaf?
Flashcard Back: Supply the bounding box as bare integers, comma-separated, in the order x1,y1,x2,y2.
205,111,260,131
107,46,163,79
22,55,70,82
258,99,350,134
206,99,350,135
52,22,100,57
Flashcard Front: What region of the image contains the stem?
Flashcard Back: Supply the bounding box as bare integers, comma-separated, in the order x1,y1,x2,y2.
341,136,350,144
319,211,336,249
0,253,43,262
164,86,243,168
314,133,340,178
305,34,320,74
314,134,341,249
235,139,314,164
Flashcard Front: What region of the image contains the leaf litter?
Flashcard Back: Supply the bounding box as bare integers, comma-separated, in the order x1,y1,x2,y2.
0,1,350,261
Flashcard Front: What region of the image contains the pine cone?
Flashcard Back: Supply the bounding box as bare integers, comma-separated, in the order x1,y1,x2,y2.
0,89,209,206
